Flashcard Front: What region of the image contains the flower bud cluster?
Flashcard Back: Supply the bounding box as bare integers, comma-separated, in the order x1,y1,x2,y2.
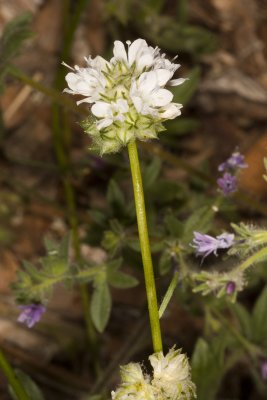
217,151,247,196
112,347,196,400
64,39,185,154
192,269,245,301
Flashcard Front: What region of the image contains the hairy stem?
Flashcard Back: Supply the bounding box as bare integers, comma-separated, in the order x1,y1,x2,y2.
128,140,162,352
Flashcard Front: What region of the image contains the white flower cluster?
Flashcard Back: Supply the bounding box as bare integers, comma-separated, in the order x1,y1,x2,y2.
64,39,185,154
111,347,196,400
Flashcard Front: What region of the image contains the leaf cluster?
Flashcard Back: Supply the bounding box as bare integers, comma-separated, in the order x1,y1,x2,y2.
0,13,33,92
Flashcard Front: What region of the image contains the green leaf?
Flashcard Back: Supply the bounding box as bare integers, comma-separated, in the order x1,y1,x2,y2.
91,281,111,332
108,270,138,288
183,205,215,243
107,179,125,212
150,180,183,204
230,303,252,339
0,13,33,92
191,337,226,400
159,251,171,276
164,215,184,238
88,209,106,226
9,369,44,400
165,118,199,136
252,285,267,345
143,157,162,189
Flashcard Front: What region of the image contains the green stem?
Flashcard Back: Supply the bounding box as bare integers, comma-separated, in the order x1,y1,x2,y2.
0,350,29,400
159,271,179,319
127,140,162,352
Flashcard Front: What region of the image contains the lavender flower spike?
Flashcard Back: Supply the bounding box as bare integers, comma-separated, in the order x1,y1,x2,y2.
192,231,235,260
218,151,248,172
217,172,237,196
18,304,46,328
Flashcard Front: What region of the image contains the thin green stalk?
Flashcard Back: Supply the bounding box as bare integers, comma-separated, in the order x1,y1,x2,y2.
159,271,180,319
0,350,29,400
8,66,83,115
212,308,261,357
128,140,162,352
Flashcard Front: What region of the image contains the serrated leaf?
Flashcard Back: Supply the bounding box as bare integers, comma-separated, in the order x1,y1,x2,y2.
91,281,111,332
108,270,138,288
252,285,267,345
9,369,44,400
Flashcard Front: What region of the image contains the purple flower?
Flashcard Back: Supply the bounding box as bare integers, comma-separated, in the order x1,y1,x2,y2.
17,304,46,328
192,231,235,260
226,281,236,295
261,360,267,381
218,152,248,172
217,172,237,196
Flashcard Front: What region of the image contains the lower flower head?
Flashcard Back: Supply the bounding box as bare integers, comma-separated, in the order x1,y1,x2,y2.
112,348,196,400
17,304,46,328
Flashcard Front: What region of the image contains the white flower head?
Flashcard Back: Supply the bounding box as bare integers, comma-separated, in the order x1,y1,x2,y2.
111,348,196,400
112,363,155,400
63,38,185,154
150,347,196,400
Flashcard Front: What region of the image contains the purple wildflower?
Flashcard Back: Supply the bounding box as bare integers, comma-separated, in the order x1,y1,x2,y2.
218,152,248,172
217,172,237,196
226,281,236,295
192,231,235,260
17,304,46,328
261,360,267,381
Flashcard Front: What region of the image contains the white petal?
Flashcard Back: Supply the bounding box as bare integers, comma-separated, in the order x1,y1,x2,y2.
77,97,95,105
96,118,113,130
75,80,92,94
138,71,157,94
113,41,127,63
155,69,173,86
131,96,143,113
160,103,183,119
65,72,79,90
136,53,154,71
168,78,187,86
128,39,147,66
91,102,112,118
151,89,173,107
